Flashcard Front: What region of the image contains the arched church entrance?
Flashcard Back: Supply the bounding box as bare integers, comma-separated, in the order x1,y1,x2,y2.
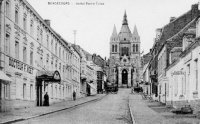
122,69,128,85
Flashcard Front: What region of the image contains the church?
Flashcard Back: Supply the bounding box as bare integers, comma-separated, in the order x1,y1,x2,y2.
109,11,141,88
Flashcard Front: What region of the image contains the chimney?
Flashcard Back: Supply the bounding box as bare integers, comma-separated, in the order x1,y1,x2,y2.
170,17,176,22
44,19,51,26
192,4,198,11
155,28,162,40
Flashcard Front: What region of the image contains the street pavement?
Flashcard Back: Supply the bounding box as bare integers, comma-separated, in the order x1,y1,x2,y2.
13,89,132,124
2,89,200,124
0,94,105,124
129,93,200,124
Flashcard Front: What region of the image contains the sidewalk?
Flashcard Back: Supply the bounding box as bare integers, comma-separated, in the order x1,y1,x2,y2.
129,94,200,124
129,94,165,124
0,94,105,124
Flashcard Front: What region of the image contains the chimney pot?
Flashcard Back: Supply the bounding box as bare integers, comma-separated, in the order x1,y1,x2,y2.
170,17,176,22
44,19,51,26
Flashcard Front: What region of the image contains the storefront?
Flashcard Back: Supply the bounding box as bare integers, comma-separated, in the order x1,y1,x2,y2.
36,70,61,106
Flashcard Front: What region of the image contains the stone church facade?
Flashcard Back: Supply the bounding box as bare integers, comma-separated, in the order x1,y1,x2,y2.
109,12,141,88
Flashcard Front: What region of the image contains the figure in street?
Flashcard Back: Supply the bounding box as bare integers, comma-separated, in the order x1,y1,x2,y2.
43,92,49,106
73,91,76,101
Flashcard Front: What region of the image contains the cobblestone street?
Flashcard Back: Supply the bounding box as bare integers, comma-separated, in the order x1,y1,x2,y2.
13,89,132,124
2,89,200,124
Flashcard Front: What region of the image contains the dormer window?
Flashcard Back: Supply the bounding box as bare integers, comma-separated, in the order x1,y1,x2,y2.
124,38,126,41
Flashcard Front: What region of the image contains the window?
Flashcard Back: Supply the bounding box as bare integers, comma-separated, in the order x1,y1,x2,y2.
23,14,27,31
15,41,19,59
112,45,114,52
59,47,61,57
30,84,33,100
40,57,43,67
133,44,135,52
4,84,9,99
15,9,19,24
115,45,117,52
30,19,34,36
23,47,27,63
6,0,10,17
55,43,57,55
136,44,138,52
37,26,40,41
5,34,10,55
30,51,33,66
47,35,49,49
23,83,26,99
195,59,198,90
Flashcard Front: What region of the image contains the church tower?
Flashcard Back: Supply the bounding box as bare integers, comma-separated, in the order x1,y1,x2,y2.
109,11,141,88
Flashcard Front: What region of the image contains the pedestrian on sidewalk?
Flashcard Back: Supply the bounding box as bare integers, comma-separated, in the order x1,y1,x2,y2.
43,92,49,106
73,91,76,101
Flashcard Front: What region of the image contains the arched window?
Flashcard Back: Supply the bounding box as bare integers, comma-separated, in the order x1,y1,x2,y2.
136,44,138,52
112,45,114,52
115,45,117,52
133,44,135,52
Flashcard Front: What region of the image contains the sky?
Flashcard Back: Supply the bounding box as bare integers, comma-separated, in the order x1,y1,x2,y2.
27,0,198,58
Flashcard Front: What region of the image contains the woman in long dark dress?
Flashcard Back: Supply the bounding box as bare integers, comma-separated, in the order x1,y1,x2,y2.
44,92,49,106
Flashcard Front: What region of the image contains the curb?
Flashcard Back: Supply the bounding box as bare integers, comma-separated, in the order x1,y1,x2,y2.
0,95,106,124
128,95,136,124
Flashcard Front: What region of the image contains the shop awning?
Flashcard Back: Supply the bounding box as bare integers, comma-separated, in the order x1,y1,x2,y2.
36,70,61,82
0,71,12,82
87,82,96,90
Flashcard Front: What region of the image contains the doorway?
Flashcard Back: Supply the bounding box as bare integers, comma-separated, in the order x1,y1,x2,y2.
36,80,43,106
122,69,128,84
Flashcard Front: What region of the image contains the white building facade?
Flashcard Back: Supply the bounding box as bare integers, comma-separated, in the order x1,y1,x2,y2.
0,0,80,110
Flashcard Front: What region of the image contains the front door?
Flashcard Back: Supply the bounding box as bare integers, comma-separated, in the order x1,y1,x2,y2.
122,69,128,85
36,80,43,106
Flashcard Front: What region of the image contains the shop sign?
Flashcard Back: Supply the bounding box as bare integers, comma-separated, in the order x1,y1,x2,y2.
36,70,61,82
171,71,185,76
9,57,33,74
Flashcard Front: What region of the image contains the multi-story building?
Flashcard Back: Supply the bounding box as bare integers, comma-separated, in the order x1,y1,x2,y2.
166,27,199,110
74,45,87,97
71,44,81,98
92,54,106,93
86,61,97,95
0,0,79,110
157,4,199,103
109,12,141,88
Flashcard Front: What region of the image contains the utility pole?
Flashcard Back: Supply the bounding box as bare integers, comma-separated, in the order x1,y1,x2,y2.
73,30,77,45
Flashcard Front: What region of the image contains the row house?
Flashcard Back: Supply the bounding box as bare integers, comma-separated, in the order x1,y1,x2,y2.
141,3,200,101
71,45,81,98
157,3,199,104
0,0,80,111
76,46,87,97
86,61,97,95
141,52,151,95
92,54,107,93
166,27,200,110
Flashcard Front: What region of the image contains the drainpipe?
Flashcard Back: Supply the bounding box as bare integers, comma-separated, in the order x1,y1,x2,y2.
0,0,4,70
0,0,4,101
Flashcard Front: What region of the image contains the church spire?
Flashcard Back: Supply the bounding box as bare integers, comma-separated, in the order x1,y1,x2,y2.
112,24,118,37
133,25,139,36
122,11,128,25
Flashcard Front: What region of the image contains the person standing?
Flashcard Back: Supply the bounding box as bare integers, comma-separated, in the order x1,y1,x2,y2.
44,92,49,106
73,91,76,101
